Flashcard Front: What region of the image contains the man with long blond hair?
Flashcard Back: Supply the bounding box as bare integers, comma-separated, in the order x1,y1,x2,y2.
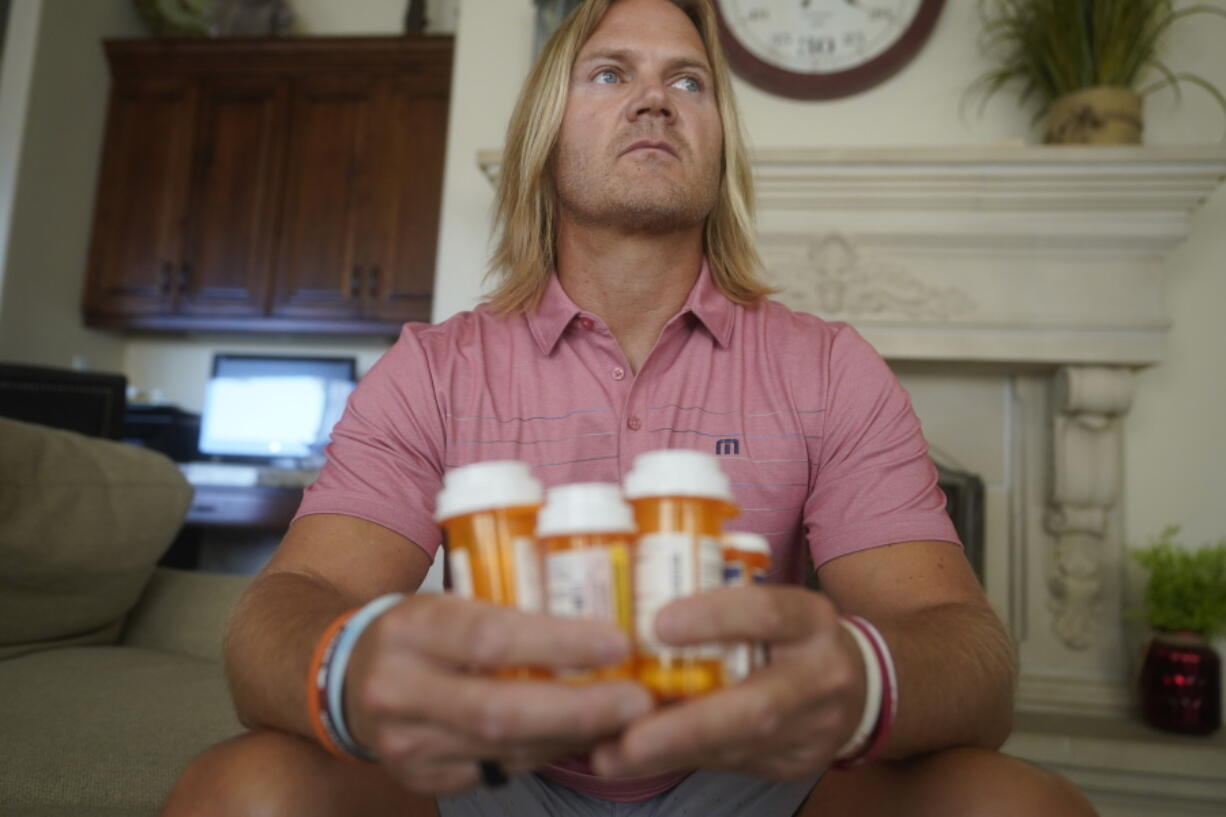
162,1,1098,815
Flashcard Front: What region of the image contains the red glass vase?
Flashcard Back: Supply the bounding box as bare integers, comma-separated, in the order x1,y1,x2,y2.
1139,631,1221,735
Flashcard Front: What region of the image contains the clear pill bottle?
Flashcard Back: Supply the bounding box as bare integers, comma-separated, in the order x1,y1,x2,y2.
722,532,772,683
537,482,636,682
623,449,738,702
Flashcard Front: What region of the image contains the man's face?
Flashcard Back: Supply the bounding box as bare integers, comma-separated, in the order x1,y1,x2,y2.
554,0,723,236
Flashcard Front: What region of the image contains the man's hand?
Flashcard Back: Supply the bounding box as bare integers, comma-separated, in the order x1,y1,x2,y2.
345,594,655,795
590,585,866,780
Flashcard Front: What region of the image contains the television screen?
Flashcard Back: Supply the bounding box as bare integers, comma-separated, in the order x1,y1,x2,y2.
198,354,356,460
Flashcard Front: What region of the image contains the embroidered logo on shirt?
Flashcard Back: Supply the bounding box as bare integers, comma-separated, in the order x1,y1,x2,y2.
715,438,740,456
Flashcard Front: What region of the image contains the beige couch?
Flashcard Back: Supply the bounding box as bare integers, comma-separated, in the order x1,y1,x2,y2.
0,417,249,816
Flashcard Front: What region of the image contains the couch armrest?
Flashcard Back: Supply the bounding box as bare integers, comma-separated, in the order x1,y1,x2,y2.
120,567,251,663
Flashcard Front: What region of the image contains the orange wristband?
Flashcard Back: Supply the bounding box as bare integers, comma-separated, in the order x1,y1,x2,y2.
306,610,357,760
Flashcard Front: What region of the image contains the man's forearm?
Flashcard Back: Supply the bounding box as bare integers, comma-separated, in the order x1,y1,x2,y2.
223,570,353,736
874,601,1017,758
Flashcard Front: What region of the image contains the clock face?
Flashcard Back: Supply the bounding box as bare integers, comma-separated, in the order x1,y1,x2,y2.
714,0,945,100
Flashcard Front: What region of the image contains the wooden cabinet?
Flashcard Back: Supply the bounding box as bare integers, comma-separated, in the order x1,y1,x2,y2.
82,37,452,334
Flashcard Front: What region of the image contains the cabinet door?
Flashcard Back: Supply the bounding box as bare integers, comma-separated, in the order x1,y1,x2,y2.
364,78,449,325
269,76,376,321
177,78,287,318
82,76,197,324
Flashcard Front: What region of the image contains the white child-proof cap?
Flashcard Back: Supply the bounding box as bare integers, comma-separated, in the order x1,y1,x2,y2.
536,482,635,537
622,448,733,503
722,531,771,555
434,460,543,522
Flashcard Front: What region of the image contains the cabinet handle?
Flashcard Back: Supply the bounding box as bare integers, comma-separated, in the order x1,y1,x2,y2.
159,262,173,295
368,267,380,298
350,266,362,298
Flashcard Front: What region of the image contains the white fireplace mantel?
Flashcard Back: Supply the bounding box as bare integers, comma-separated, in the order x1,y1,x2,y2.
478,145,1226,368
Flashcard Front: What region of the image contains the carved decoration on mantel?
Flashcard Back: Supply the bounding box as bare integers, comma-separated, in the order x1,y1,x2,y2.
762,233,977,322
1045,366,1134,650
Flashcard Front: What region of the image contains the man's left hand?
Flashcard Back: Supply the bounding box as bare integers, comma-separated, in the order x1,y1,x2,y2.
590,585,868,779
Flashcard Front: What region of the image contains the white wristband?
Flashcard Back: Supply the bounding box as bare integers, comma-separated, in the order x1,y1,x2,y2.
854,616,898,735
834,616,883,761
325,592,407,758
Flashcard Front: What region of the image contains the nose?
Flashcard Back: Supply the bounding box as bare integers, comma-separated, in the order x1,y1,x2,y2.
629,80,675,124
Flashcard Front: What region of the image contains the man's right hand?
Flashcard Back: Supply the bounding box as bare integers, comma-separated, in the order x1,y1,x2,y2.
344,594,655,795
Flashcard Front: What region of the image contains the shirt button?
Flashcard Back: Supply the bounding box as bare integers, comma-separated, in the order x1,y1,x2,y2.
626,415,641,431
611,367,625,381
579,317,595,330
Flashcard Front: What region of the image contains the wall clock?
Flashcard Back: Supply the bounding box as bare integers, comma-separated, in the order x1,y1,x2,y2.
713,0,946,100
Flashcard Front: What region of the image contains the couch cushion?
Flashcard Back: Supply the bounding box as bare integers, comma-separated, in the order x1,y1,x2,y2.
0,418,192,658
0,646,243,815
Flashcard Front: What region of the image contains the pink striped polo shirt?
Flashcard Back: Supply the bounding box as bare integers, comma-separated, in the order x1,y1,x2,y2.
296,259,958,800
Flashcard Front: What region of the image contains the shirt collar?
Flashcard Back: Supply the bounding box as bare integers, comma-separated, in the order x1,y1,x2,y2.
526,258,735,355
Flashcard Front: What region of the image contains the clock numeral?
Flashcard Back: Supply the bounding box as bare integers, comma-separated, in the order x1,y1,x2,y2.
869,7,895,22
843,30,866,51
746,8,769,23
770,31,793,49
802,35,837,57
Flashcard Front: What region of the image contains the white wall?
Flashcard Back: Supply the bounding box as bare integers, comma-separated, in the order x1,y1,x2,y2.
0,0,41,320
433,0,1226,549
1122,3,1226,549
290,0,458,35
0,0,145,369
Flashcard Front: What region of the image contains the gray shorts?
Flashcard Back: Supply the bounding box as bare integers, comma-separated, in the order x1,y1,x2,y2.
437,769,822,817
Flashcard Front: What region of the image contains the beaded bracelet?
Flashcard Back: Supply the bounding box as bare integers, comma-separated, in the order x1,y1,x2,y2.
831,615,897,769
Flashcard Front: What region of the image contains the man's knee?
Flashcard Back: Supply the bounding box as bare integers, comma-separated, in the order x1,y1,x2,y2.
161,731,319,817
162,729,438,817
903,746,1098,817
806,746,1098,817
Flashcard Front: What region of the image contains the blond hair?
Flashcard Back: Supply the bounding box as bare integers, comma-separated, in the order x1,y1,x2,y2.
485,0,771,315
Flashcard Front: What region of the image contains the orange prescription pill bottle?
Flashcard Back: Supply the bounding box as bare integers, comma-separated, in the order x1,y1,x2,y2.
722,532,772,684
536,482,637,681
623,449,738,702
435,460,544,612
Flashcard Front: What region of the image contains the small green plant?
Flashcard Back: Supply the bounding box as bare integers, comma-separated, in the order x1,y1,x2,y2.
966,0,1226,123
1132,527,1226,637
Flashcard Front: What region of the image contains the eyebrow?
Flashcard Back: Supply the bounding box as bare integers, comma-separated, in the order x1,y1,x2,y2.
576,48,712,78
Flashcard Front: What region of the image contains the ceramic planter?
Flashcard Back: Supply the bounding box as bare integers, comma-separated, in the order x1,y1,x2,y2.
1046,86,1143,145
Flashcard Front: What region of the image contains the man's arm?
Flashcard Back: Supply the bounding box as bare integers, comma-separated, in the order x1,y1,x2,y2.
224,512,434,735
818,539,1016,755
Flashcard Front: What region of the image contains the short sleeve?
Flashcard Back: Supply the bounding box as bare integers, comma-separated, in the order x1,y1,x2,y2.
804,325,959,568
294,325,447,558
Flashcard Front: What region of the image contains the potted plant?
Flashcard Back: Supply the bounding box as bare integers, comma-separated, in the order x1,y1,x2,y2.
1131,527,1226,735
968,0,1226,144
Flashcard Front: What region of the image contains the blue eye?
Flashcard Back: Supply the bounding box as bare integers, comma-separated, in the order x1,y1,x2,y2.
673,76,702,92
594,69,620,84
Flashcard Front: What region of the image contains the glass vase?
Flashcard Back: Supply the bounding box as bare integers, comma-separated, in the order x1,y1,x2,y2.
1139,631,1221,736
